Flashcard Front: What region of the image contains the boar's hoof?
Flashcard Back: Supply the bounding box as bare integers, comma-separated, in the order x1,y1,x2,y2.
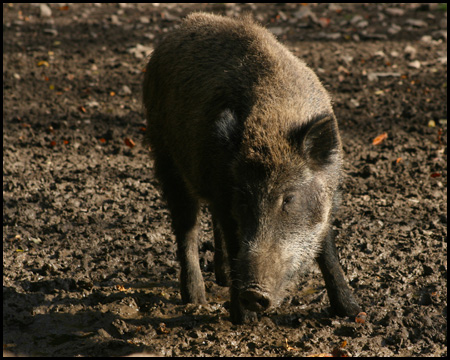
230,306,258,324
239,288,271,312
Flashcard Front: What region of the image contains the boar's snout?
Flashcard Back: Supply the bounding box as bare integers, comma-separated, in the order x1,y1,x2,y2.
239,287,271,312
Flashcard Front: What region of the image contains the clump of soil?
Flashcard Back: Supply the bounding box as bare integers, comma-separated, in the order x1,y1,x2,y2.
3,3,447,357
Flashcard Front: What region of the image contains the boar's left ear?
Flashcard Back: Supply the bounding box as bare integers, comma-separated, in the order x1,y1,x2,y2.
214,108,243,151
288,114,340,168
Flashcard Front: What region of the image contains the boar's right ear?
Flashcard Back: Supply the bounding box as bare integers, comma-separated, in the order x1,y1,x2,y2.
214,109,242,151
288,114,340,168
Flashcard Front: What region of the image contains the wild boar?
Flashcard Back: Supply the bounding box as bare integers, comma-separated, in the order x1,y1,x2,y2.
143,12,361,324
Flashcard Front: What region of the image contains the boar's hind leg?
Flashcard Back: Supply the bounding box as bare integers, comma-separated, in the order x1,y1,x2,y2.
153,156,206,304
317,228,361,317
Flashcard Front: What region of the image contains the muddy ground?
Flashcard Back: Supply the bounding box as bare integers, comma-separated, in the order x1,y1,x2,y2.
3,3,447,357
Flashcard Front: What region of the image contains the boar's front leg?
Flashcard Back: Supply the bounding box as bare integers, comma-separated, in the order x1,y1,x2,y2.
214,210,257,324
317,228,361,317
153,155,206,304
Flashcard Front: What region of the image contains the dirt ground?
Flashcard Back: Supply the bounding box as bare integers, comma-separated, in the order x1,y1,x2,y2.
3,3,447,357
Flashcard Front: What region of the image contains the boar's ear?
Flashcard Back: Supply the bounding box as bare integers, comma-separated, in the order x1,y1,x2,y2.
214,109,242,151
288,114,340,168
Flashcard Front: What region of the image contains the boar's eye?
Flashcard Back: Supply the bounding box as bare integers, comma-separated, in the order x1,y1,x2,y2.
282,195,295,211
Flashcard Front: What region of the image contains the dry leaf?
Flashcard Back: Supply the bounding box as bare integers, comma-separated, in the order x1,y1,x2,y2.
355,311,367,324
157,322,170,334
372,132,388,145
124,138,136,148
331,340,349,357
284,338,300,351
116,284,129,292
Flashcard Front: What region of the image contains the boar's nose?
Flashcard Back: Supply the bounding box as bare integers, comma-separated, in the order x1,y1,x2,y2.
239,288,271,312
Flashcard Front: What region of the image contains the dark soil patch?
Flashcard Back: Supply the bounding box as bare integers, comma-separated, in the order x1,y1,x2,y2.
3,3,447,357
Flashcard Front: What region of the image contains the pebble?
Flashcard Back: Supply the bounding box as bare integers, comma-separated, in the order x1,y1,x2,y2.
40,4,52,18
385,7,405,16
120,85,132,95
404,45,417,59
388,24,402,35
367,72,401,81
350,15,364,25
408,60,421,69
406,19,428,28
294,6,317,23
111,15,121,25
420,35,433,43
43,29,58,36
127,43,153,59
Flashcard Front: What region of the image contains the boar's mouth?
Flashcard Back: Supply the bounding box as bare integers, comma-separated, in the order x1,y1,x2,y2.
239,274,293,312
239,286,272,312
237,255,299,312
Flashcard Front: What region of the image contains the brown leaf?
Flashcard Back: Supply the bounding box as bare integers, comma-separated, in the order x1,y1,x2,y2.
157,322,170,334
331,340,349,357
372,132,388,145
115,284,130,292
355,311,367,324
124,138,136,148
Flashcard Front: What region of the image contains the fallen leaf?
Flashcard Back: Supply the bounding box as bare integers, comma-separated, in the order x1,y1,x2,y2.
355,311,367,324
79,106,86,113
331,340,349,357
306,354,332,357
284,338,301,351
124,138,136,148
437,128,443,145
430,172,441,178
116,284,129,292
50,141,57,147
372,132,388,145
318,17,331,27
157,322,170,334
99,138,107,143
396,157,403,164
37,60,49,67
